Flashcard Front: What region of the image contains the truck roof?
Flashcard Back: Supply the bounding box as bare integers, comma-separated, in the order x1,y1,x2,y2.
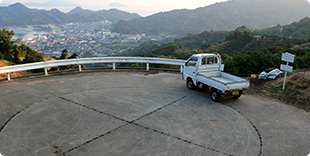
192,53,219,57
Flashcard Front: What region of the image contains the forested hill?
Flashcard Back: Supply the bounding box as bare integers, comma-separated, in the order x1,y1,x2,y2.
0,3,140,26
256,17,310,40
125,17,310,57
112,0,310,36
173,18,310,53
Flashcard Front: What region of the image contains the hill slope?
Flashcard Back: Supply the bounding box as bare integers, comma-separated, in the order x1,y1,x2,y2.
0,3,140,26
112,0,310,35
255,17,310,40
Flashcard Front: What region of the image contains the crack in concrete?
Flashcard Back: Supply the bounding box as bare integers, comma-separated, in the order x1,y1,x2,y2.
130,94,189,123
58,96,130,123
132,123,234,156
223,103,263,156
0,81,47,133
0,105,31,133
59,123,130,155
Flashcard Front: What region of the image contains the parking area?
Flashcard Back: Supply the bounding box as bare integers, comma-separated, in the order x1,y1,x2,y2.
0,72,309,156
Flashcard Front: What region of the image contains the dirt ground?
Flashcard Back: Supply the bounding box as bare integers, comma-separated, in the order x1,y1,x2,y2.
248,71,310,112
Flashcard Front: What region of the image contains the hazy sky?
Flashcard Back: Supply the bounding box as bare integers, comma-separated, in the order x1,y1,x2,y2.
0,0,230,16
1,0,310,16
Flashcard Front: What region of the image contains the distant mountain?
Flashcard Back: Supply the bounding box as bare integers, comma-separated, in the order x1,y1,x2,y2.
0,2,141,27
68,7,140,23
68,6,84,14
112,0,310,36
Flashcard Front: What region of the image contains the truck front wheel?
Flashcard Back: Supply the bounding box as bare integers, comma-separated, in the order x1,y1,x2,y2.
210,89,220,102
186,78,196,90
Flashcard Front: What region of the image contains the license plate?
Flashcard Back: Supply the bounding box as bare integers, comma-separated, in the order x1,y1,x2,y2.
232,90,239,95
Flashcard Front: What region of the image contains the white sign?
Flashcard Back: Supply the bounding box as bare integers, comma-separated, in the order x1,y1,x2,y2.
280,64,293,72
282,52,295,63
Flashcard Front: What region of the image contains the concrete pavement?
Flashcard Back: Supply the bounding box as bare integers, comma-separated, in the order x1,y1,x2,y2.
0,71,309,156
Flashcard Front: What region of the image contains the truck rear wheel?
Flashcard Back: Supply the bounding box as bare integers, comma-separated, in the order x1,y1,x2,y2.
186,78,196,90
233,95,241,99
210,89,220,102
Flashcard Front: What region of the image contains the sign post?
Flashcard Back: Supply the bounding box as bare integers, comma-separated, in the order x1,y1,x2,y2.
280,52,295,90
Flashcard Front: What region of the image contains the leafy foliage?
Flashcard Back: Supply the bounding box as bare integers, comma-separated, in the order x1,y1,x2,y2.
207,27,299,55
50,50,85,71
23,48,44,63
0,29,44,64
174,31,227,49
0,29,15,61
60,49,68,59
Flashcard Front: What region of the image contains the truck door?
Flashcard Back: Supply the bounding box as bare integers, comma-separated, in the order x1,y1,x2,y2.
184,56,199,82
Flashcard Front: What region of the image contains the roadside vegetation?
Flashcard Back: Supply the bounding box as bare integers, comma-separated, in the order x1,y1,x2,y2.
257,71,310,112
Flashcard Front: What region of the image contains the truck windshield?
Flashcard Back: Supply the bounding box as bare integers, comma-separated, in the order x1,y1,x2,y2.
187,57,198,66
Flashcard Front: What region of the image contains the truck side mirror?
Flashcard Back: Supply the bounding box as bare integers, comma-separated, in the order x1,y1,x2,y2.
185,62,188,66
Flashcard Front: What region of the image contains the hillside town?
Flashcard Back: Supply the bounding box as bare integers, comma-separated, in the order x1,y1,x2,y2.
14,21,176,57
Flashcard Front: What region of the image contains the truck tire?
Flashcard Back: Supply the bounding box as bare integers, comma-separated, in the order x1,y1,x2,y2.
210,89,220,102
233,95,241,99
186,78,196,90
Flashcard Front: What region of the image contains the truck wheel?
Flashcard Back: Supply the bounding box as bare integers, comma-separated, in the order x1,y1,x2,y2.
210,89,220,102
233,95,241,99
186,78,196,90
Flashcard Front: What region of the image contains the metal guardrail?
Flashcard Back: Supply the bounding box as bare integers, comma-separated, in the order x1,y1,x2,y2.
0,57,186,80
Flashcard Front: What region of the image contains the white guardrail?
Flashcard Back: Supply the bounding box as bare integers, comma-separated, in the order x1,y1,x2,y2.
0,57,186,80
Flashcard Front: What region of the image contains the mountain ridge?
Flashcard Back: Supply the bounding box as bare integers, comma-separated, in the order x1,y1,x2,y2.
0,2,141,26
112,0,310,36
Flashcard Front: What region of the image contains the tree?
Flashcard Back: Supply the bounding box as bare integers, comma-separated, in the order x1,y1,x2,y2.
68,52,78,59
12,45,21,63
23,49,44,63
60,49,68,59
0,29,15,61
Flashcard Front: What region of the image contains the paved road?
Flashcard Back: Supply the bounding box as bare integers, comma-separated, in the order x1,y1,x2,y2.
0,72,309,156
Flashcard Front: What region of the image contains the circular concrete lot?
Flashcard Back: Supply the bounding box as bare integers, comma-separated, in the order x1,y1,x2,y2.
0,71,309,156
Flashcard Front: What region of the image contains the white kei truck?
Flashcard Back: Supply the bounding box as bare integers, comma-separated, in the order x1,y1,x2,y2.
183,53,250,102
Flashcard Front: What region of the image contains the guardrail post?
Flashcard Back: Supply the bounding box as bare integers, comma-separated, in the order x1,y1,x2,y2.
113,62,116,70
7,73,11,81
180,65,183,73
79,65,82,72
44,68,48,75
146,63,149,71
